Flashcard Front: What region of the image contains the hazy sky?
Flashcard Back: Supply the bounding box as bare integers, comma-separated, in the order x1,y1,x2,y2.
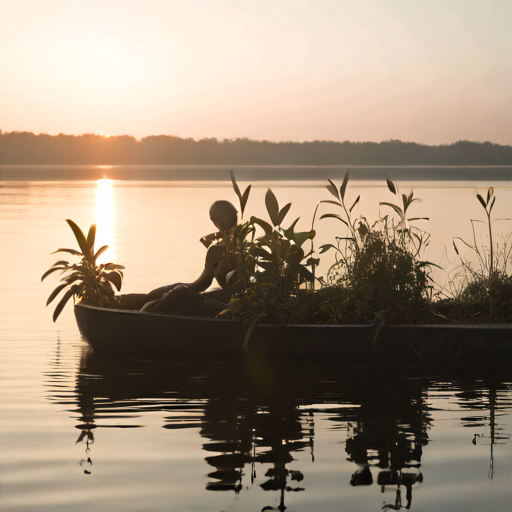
1,0,510,144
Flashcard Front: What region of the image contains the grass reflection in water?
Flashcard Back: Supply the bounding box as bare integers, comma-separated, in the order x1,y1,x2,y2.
46,352,511,512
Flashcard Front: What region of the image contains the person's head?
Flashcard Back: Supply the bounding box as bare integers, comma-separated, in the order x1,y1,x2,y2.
209,200,238,231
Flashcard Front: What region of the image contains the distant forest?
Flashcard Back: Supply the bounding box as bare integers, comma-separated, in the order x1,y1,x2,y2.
1,131,511,165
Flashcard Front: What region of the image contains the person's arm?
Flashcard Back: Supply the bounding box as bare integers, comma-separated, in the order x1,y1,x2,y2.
181,245,224,293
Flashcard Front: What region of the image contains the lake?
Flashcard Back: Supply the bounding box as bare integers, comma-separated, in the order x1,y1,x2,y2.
0,168,511,511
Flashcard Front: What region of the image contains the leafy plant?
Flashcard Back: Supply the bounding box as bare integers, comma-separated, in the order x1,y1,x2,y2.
450,188,512,321
335,225,434,324
223,172,316,342
229,167,251,218
380,179,429,256
452,187,509,280
313,171,365,286
317,175,435,324
42,219,125,321
319,170,362,251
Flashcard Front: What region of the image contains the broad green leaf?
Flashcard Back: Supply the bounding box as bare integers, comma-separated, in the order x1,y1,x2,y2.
94,245,109,261
229,168,242,204
402,193,408,211
386,179,397,195
66,219,88,256
265,189,280,226
46,283,68,306
319,243,336,254
250,216,273,238
103,263,125,270
349,195,360,213
380,202,405,222
53,286,78,322
320,199,341,207
487,187,494,203
291,231,310,248
102,270,122,291
277,203,291,226
306,257,320,266
319,213,349,228
408,217,429,222
65,273,84,284
340,170,349,201
407,190,414,210
86,224,96,257
241,185,251,217
283,218,300,239
326,179,340,201
52,248,82,257
51,260,70,267
476,194,486,209
41,266,67,281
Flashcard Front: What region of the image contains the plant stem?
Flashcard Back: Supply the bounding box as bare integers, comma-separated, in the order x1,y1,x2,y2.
487,209,494,277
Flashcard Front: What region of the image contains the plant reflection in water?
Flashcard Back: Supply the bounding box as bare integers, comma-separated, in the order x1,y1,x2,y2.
46,349,511,511
464,385,511,480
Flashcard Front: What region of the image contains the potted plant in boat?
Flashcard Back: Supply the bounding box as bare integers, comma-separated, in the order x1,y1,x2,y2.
42,219,125,321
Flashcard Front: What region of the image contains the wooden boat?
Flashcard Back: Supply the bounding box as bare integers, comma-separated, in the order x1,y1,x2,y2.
74,304,512,365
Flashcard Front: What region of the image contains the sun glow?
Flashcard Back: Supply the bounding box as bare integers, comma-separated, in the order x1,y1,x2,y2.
95,179,115,264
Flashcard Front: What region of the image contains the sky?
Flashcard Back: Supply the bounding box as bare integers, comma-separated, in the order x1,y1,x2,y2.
0,0,510,144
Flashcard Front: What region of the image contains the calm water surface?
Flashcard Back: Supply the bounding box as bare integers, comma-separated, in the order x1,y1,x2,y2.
1,178,511,511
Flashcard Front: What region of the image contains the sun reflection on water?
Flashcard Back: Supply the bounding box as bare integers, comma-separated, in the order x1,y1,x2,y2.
95,179,115,264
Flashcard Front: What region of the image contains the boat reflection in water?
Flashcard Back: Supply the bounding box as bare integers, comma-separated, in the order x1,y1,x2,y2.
48,350,511,511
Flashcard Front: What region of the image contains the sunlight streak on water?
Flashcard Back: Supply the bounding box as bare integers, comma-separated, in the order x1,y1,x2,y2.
95,179,115,263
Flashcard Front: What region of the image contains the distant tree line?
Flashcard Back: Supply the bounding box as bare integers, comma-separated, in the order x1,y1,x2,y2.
0,131,511,165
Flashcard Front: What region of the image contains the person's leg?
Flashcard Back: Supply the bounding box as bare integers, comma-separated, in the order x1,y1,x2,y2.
142,285,227,314
116,293,147,310
144,285,175,304
117,284,187,311
142,285,191,313
202,287,233,303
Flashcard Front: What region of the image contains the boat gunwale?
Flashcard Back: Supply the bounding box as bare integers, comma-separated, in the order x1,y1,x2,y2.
74,304,512,330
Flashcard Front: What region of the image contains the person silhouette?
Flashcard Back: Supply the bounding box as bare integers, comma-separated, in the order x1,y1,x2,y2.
137,200,239,313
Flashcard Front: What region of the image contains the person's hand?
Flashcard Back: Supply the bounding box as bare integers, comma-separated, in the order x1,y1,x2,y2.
200,232,219,248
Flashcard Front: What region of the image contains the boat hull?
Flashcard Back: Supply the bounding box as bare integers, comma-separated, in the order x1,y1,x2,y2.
74,304,512,365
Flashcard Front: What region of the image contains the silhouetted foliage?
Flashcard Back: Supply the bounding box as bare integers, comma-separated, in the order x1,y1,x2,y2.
1,131,511,165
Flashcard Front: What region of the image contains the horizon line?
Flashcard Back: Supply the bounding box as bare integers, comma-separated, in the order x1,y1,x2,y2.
0,129,510,148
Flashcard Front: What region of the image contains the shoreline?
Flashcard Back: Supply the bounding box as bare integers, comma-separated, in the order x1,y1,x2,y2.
1,164,511,182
